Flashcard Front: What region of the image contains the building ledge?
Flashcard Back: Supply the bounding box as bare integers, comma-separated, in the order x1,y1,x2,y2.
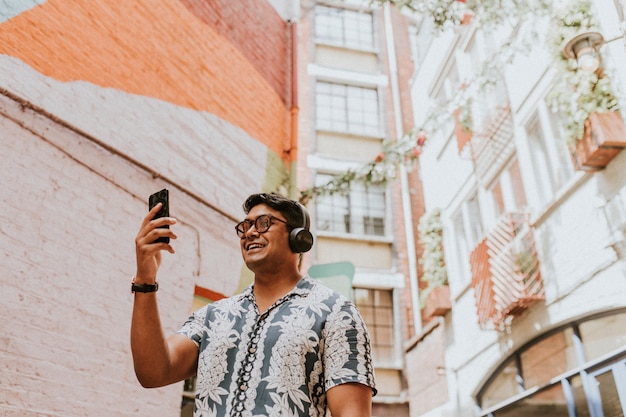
404,317,442,352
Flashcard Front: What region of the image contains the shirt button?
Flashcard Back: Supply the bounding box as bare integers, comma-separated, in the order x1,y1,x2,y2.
240,383,247,391
249,346,256,353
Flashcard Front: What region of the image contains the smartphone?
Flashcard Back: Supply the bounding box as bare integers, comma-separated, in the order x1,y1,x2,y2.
148,188,170,244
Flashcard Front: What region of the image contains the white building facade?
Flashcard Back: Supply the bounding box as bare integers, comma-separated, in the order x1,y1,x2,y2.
406,0,626,416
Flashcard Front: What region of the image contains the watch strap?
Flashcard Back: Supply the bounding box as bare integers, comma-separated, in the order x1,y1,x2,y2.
131,281,159,293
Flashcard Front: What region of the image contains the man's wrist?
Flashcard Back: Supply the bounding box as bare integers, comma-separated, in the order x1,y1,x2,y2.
131,277,159,293
132,274,156,284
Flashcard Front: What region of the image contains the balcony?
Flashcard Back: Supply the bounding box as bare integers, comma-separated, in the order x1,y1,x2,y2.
470,105,516,186
470,212,545,330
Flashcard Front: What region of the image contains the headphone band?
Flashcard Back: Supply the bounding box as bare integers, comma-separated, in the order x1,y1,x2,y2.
296,202,310,231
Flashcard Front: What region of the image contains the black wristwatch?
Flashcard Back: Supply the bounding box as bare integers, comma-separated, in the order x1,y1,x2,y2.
131,281,159,293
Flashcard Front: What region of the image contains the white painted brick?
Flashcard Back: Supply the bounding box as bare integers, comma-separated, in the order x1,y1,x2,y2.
0,59,266,415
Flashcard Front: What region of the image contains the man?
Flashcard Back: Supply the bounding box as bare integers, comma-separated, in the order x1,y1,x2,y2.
131,192,376,416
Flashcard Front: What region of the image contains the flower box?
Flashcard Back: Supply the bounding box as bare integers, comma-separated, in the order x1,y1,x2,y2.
453,108,472,153
423,285,451,318
573,111,626,171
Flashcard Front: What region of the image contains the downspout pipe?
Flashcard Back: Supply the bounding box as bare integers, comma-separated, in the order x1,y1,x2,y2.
288,19,300,194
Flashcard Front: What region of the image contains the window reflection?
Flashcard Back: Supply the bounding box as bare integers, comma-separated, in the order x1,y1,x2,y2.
481,359,520,409
580,313,626,362
570,374,592,417
520,328,577,389
493,384,569,417
478,310,626,415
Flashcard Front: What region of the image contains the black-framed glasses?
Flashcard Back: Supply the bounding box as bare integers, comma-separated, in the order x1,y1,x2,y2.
235,214,290,238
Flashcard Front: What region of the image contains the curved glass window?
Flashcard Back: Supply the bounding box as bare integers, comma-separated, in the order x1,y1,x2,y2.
480,358,520,409
478,309,626,416
580,312,626,362
519,327,577,389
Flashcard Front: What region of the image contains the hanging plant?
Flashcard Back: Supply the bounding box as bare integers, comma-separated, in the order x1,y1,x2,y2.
299,129,428,204
545,0,621,150
371,0,552,31
417,209,448,305
300,1,554,203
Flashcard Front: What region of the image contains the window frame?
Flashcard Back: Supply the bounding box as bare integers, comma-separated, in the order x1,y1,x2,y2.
522,103,575,209
313,173,389,239
408,17,434,73
353,286,401,366
315,80,382,137
485,157,528,220
445,190,485,288
313,3,376,52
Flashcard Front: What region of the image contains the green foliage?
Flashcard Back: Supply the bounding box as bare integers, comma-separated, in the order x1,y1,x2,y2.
301,0,622,203
417,209,448,304
299,129,426,204
545,0,620,149
371,0,551,30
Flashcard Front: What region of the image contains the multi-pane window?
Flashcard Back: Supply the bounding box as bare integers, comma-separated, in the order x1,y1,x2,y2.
408,18,434,72
448,192,484,285
315,174,386,237
354,288,395,363
466,193,484,246
432,60,460,136
316,82,380,136
449,211,472,284
434,60,460,107
314,5,374,50
525,107,574,207
464,31,512,130
466,31,483,76
488,158,527,218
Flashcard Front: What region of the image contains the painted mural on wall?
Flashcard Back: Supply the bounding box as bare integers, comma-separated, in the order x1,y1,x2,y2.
0,3,297,414
0,0,292,160
0,0,295,294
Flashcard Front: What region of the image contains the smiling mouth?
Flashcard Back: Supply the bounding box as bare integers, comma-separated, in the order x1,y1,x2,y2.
246,243,265,251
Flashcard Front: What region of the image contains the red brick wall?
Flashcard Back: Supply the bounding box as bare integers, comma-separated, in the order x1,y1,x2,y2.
405,323,450,416
180,0,289,104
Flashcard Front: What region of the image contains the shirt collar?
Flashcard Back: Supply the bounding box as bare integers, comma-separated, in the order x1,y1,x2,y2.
240,275,313,304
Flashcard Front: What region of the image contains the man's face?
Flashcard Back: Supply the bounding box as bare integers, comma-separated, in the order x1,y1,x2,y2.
239,204,293,273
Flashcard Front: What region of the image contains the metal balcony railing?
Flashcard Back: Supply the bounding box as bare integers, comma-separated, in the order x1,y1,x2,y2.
471,105,516,186
470,212,545,330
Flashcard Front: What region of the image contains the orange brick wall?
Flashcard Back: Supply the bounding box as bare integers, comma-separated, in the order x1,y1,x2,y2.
0,0,291,160
180,0,289,103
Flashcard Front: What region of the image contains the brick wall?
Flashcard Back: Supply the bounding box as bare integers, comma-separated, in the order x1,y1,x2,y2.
405,322,450,417
0,0,294,415
0,0,291,159
180,0,289,103
0,100,195,416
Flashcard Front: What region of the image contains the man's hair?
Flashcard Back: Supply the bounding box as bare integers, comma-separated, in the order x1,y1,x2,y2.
242,193,305,229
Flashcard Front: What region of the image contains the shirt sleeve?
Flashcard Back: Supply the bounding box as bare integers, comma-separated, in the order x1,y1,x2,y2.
176,304,209,348
324,299,377,395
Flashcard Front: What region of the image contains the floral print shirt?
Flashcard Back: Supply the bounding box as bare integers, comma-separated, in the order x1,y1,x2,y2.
177,276,376,417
